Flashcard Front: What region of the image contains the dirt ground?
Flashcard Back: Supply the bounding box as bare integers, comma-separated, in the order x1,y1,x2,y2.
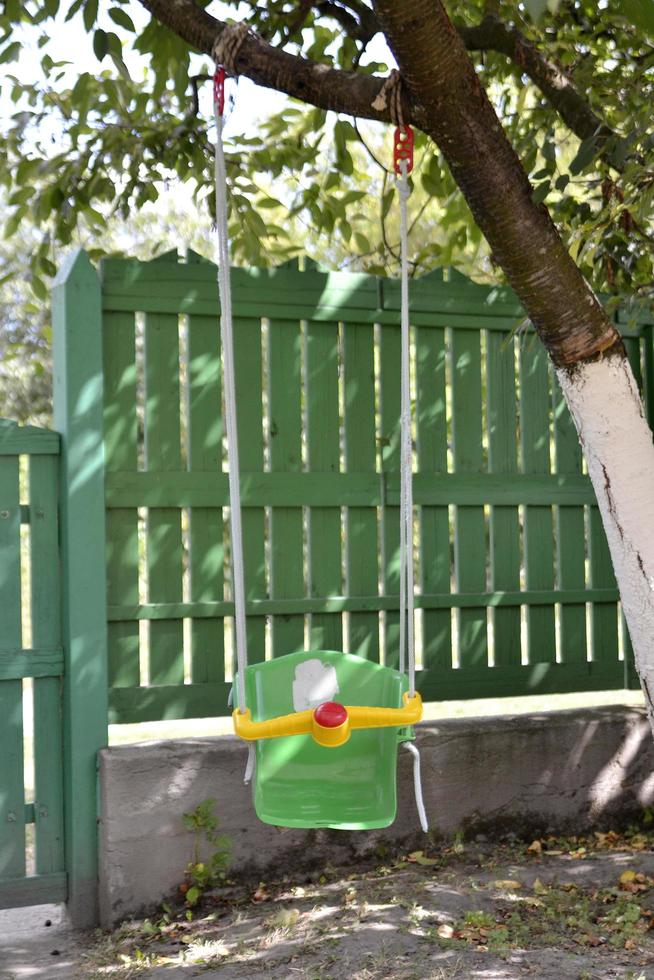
75,827,654,980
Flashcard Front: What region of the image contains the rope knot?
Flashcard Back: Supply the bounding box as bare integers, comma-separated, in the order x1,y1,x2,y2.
212,22,252,74
371,68,406,129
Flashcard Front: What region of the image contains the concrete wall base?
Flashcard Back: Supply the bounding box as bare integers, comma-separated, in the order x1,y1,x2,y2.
98,706,654,927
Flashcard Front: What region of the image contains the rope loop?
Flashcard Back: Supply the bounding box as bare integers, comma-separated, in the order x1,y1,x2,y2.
212,21,252,74
397,160,411,201
371,68,406,129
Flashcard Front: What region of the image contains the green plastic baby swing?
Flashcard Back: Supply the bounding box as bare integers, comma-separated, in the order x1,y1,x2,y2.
213,65,427,831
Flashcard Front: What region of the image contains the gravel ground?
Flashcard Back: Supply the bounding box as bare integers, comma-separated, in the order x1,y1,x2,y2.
75,832,654,980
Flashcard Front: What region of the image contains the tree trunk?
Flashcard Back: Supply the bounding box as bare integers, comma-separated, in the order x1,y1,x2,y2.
557,354,654,730
373,0,654,727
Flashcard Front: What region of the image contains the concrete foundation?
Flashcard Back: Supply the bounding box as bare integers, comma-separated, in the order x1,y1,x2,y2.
98,706,654,927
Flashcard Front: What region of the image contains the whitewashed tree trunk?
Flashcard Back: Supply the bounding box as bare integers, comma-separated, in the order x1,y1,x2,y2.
557,352,654,734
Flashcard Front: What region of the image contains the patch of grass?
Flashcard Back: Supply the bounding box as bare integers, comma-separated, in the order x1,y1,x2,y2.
438,874,654,954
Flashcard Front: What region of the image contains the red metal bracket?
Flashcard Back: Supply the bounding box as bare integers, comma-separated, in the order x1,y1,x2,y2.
213,67,226,115
393,125,414,175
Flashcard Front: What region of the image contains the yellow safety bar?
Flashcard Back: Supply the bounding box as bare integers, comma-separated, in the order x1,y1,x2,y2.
233,692,422,748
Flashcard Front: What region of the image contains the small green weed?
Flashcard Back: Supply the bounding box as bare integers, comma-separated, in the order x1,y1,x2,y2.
181,798,231,907
440,876,654,953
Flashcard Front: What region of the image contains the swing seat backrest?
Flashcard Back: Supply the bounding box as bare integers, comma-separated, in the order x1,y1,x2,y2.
240,650,409,830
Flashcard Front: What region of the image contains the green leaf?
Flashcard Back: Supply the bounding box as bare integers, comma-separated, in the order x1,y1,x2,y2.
334,119,358,143
185,886,201,906
542,139,556,162
105,31,122,55
82,0,99,31
555,174,570,192
532,181,551,204
31,275,48,301
4,209,25,239
39,256,57,277
109,7,136,31
0,42,21,64
65,0,85,20
110,52,131,81
421,173,441,196
569,133,601,175
93,29,108,61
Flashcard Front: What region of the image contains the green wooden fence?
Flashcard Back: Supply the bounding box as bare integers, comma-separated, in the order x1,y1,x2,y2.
0,420,66,909
59,248,648,725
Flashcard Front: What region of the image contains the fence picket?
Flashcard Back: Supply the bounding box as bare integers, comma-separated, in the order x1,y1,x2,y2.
103,312,140,687
233,317,266,664
343,321,379,660
29,453,65,875
144,312,184,684
520,341,556,664
451,329,487,668
379,323,401,668
487,332,521,665
0,455,25,877
416,326,451,672
306,320,342,651
268,319,305,658
188,313,225,685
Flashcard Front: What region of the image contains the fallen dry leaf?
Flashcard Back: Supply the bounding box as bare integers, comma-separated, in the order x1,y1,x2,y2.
407,850,439,866
437,923,454,939
493,879,523,891
252,884,270,903
527,840,542,856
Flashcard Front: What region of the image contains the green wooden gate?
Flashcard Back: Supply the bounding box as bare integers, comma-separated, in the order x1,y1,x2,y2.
0,251,109,922
0,420,66,909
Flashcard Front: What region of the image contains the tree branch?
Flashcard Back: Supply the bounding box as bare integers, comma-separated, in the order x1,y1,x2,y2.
372,0,620,367
136,0,414,126
139,0,625,174
459,14,626,170
314,2,369,41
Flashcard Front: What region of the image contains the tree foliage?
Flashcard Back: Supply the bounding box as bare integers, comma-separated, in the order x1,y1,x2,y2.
0,0,652,298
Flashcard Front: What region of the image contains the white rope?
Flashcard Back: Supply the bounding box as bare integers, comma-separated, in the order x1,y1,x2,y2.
403,742,428,833
397,159,415,698
243,744,255,784
214,100,248,714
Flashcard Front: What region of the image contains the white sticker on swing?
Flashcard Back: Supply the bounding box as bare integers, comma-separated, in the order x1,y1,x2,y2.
292,660,339,712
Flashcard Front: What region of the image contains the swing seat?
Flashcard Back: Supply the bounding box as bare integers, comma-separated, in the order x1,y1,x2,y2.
238,650,411,830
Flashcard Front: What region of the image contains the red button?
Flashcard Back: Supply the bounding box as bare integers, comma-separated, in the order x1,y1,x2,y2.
314,701,348,728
